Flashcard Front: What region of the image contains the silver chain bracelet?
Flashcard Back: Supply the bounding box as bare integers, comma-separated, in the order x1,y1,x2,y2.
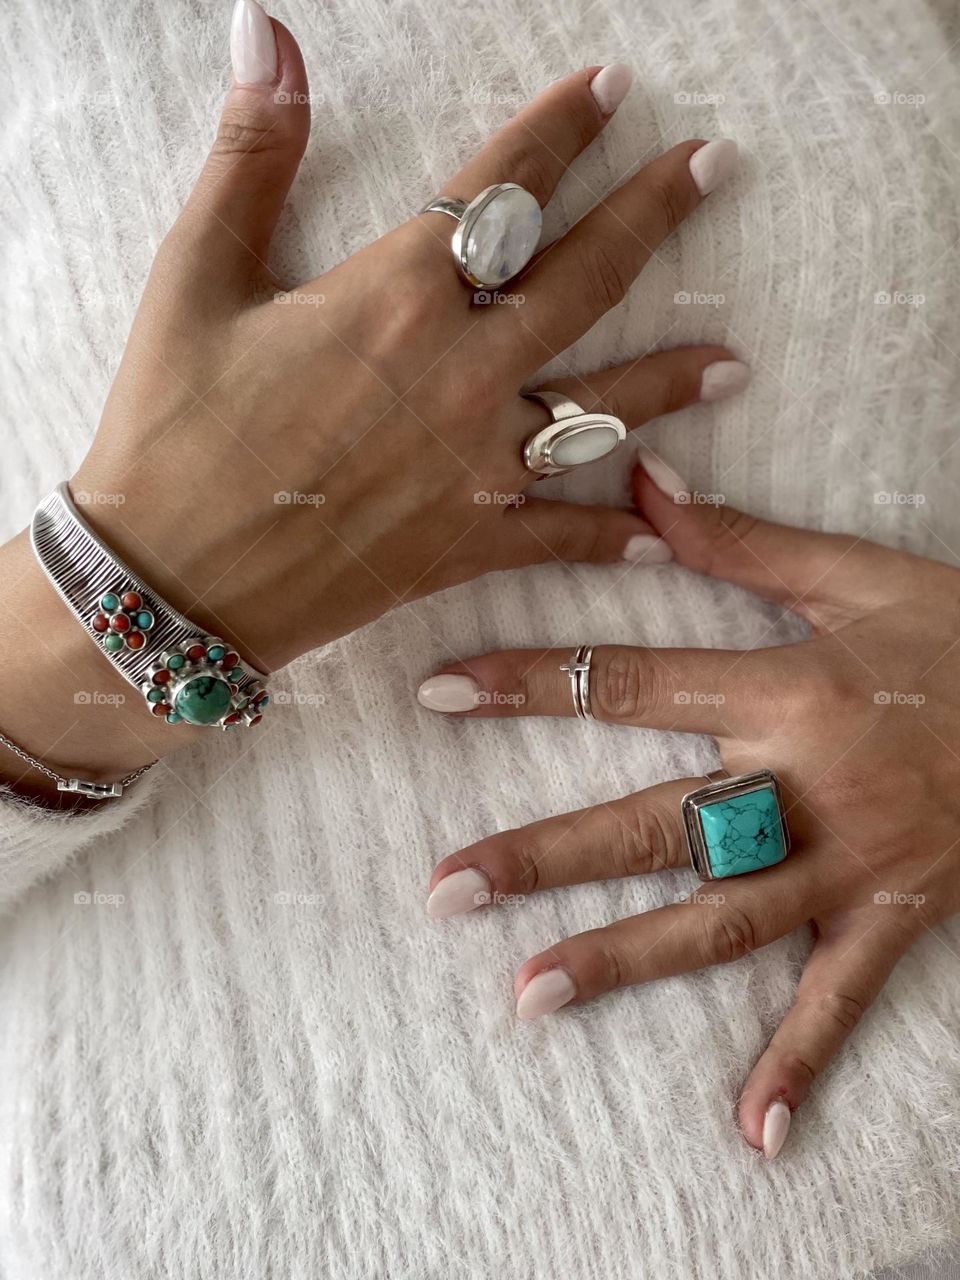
0,726,154,800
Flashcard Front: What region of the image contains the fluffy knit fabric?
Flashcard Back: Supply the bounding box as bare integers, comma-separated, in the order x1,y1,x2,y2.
2,1,960,1277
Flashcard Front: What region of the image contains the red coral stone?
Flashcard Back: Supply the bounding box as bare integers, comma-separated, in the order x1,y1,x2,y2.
254,691,267,704
223,652,240,669
92,613,109,633
152,702,169,717
152,669,170,685
187,644,206,661
110,613,130,632
248,714,263,726
223,712,241,725
125,631,145,650
121,592,142,610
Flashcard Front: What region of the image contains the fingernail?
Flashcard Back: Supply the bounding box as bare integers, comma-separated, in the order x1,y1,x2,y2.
590,64,634,115
622,534,673,564
689,138,738,196
700,360,751,402
231,0,278,85
426,867,491,919
417,673,481,713
762,1100,792,1159
637,446,690,502
516,968,576,1020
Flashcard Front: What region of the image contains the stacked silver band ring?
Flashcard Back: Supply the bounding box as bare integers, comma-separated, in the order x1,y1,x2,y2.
31,484,269,730
560,645,594,720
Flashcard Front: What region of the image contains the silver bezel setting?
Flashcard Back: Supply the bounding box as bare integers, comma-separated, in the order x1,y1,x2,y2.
449,183,543,289
141,637,268,730
681,769,790,880
523,415,626,476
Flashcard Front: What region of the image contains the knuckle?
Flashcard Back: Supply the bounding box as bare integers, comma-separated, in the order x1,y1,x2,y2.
494,830,542,894
212,106,285,160
699,904,759,967
593,648,657,722
598,944,625,993
614,801,677,877
552,516,605,565
645,175,691,236
817,990,867,1035
505,148,556,208
780,1051,818,1085
700,508,761,578
579,236,634,315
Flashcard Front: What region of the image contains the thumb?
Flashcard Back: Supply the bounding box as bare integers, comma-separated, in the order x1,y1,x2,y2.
176,1,310,287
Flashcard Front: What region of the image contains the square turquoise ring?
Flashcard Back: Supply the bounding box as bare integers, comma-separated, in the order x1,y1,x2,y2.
681,769,790,880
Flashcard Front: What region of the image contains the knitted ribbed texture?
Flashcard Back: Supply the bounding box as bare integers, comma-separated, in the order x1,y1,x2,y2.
1,1,960,1277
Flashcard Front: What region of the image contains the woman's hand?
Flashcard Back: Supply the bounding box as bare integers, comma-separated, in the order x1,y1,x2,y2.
417,458,960,1159
0,2,748,793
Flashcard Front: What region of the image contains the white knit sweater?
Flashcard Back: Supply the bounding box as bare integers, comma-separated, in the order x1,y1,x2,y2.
2,2,960,1277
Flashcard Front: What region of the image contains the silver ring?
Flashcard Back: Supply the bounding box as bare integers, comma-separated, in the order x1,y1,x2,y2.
560,645,594,720
419,183,542,290
681,769,791,880
522,391,627,476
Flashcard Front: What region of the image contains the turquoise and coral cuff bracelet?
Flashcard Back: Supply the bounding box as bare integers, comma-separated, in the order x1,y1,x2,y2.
31,483,269,730
681,769,790,880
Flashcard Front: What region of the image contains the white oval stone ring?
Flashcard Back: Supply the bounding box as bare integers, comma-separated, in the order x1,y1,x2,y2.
522,390,627,476
419,183,543,290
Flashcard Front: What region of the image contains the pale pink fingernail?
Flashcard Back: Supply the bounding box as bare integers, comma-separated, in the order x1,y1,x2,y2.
230,0,278,85
426,867,491,918
700,360,751,402
622,534,673,564
762,1100,792,1159
689,138,738,196
516,968,576,1020
417,674,481,713
637,446,690,503
590,64,633,115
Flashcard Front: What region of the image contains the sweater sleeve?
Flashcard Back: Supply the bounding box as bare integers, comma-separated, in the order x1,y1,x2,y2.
0,768,162,912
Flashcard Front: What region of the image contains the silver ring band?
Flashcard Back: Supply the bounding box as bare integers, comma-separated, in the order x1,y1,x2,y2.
522,391,627,476
560,645,594,720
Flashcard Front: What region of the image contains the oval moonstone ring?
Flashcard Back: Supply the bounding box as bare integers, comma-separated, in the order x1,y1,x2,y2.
522,390,627,476
420,183,543,290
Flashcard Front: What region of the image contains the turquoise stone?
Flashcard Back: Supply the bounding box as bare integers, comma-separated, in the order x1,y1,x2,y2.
100,592,119,612
136,610,155,630
146,688,165,704
173,675,232,726
167,654,185,670
103,633,123,652
228,666,244,681
698,786,786,878
207,645,226,661
166,712,182,724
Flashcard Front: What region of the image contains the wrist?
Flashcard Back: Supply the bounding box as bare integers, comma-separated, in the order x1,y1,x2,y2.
0,530,203,799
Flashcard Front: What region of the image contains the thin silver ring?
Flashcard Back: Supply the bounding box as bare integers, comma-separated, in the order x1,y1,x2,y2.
560,645,594,720
419,182,543,290
522,391,627,477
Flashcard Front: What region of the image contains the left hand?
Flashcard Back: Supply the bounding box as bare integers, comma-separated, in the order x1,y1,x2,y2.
416,458,960,1159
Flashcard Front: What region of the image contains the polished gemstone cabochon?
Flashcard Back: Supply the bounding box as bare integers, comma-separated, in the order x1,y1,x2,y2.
698,785,787,878
464,186,542,287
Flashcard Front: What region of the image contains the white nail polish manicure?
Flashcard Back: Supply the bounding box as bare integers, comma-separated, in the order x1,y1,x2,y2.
230,0,278,85
637,446,690,503
426,868,491,919
762,1100,792,1159
622,534,673,564
417,674,481,713
689,138,738,196
700,360,751,402
516,969,576,1020
590,64,634,115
